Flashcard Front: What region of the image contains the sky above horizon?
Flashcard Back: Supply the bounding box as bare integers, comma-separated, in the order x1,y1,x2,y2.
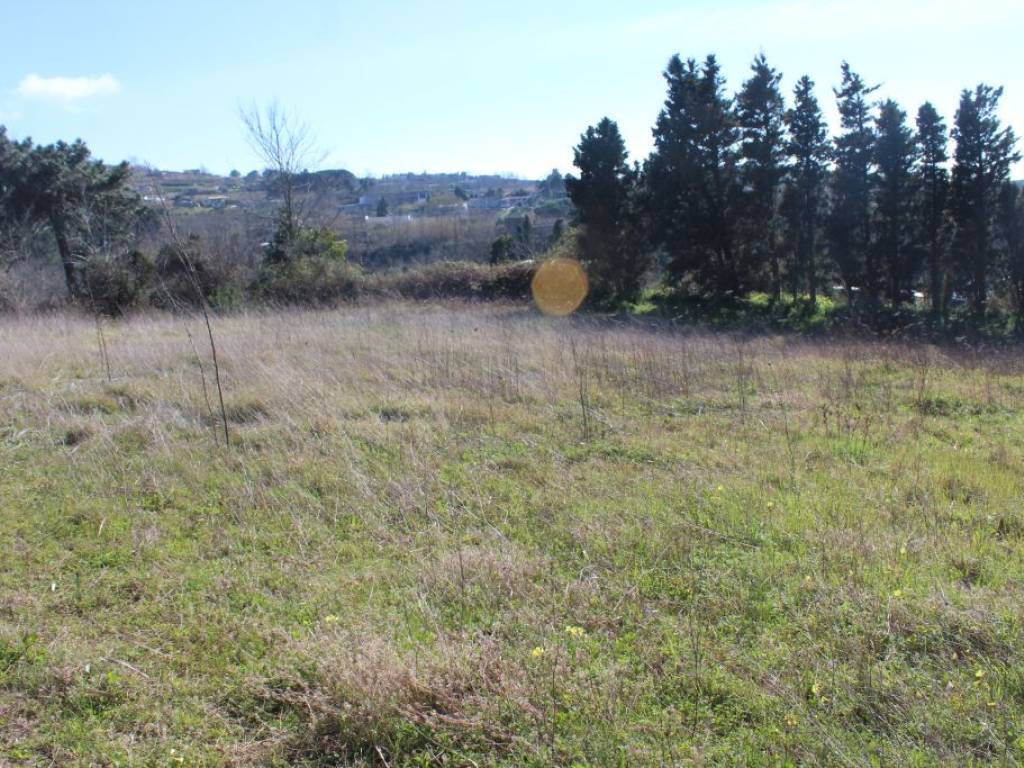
1,0,1022,179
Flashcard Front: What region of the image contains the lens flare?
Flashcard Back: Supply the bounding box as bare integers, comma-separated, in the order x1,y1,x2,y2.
531,258,588,316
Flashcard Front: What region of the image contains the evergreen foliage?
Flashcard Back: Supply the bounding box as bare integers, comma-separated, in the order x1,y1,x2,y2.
914,102,950,318
565,117,644,303
783,75,830,304
873,99,916,307
646,55,742,297
828,63,880,303
0,128,144,299
948,85,1020,315
736,54,787,299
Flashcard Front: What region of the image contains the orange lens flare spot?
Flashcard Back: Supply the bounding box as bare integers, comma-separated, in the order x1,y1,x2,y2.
531,258,588,316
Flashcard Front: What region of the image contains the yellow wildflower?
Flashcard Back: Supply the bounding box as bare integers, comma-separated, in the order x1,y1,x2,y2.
531,646,545,659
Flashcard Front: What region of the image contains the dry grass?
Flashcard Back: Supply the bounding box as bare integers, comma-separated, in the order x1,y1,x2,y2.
1,303,1024,766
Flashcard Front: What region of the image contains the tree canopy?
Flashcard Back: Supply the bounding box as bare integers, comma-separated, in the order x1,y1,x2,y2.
0,127,144,299
563,52,1021,324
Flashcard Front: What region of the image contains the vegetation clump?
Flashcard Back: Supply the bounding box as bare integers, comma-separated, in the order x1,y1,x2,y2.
253,227,361,305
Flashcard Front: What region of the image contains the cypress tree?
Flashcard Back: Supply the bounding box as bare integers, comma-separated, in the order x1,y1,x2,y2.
828,63,879,304
948,84,1019,316
873,99,916,308
647,54,741,297
914,103,949,319
783,76,830,304
736,54,787,300
564,117,643,303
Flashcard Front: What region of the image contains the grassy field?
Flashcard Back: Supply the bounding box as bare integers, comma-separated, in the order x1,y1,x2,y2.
1,304,1023,766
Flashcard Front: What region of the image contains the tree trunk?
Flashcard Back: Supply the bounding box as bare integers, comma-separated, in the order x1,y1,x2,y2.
889,239,900,310
929,237,941,322
805,224,817,306
974,224,988,317
770,249,781,303
51,216,82,300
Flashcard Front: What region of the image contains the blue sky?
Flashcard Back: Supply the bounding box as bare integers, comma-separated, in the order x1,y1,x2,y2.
1,0,1021,178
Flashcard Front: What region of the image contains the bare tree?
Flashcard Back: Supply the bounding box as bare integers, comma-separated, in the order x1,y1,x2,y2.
239,101,323,247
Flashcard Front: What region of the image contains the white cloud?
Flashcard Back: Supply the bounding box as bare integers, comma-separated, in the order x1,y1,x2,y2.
16,73,120,106
0,109,23,122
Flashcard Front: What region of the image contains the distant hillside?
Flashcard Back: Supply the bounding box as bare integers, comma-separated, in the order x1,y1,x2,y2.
127,166,570,270
129,167,547,215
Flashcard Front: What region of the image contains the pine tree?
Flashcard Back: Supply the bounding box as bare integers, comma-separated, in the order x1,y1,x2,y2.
948,84,1020,316
828,63,880,304
647,54,742,297
872,99,916,308
564,117,643,303
783,76,830,304
736,54,787,300
914,103,949,319
0,133,141,299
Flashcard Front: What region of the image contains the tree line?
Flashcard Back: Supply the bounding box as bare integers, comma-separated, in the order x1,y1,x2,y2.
565,54,1023,322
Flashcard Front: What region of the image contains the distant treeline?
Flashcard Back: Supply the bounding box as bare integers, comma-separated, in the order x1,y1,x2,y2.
564,54,1022,322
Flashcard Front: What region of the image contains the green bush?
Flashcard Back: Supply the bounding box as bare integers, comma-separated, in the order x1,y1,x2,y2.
253,228,361,305
489,235,514,265
79,235,244,315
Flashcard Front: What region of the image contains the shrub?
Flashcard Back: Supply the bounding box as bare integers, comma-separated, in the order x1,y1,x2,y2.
152,234,242,311
367,260,535,301
81,250,156,316
253,228,361,305
0,271,15,313
489,234,514,265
